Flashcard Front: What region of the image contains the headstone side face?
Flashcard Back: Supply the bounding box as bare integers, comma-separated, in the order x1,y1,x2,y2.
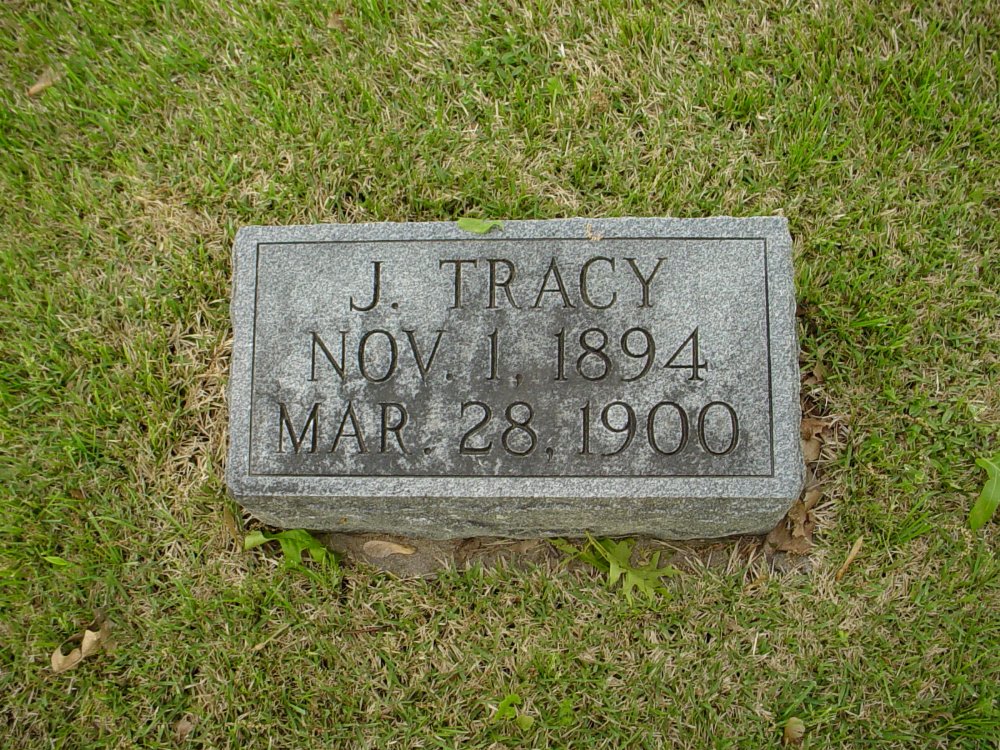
226,217,802,539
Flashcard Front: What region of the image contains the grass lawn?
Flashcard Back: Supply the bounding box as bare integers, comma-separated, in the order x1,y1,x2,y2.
1,0,998,747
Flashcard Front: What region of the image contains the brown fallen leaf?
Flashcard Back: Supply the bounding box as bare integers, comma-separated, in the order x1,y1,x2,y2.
80,626,104,657
786,500,815,540
50,644,84,673
362,540,416,558
802,486,823,512
327,11,346,31
783,716,806,745
800,416,830,440
28,68,60,97
173,715,196,742
802,437,822,463
51,613,112,674
766,515,812,555
803,463,818,488
835,536,864,581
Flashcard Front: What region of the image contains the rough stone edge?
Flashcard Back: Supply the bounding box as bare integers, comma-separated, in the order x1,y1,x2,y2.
237,492,793,540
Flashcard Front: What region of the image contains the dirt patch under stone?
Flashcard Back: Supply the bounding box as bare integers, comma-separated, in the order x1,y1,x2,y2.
318,533,561,577
317,530,810,579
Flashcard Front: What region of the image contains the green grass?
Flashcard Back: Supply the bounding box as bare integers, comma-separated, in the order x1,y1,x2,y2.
1,0,998,746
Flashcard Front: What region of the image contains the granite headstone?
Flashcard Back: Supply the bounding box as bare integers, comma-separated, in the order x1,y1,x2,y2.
226,217,802,539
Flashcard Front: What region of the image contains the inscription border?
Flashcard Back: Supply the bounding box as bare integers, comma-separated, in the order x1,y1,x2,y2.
247,237,775,479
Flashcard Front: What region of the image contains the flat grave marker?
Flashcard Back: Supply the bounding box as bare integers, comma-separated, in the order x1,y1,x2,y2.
226,217,802,538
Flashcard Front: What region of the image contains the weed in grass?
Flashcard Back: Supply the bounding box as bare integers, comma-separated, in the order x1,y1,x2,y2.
244,528,335,570
969,452,1000,531
554,535,677,603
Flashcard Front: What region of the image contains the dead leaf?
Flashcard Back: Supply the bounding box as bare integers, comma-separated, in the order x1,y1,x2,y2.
786,501,814,539
80,626,104,657
363,540,416,558
802,437,822,463
173,715,196,742
800,417,829,440
28,68,60,97
765,516,812,555
327,11,346,31
766,490,817,555
50,613,111,674
802,486,823,512
783,716,806,745
50,645,84,674
835,536,864,581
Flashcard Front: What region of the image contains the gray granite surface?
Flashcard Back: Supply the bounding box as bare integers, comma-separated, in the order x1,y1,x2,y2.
226,217,802,539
